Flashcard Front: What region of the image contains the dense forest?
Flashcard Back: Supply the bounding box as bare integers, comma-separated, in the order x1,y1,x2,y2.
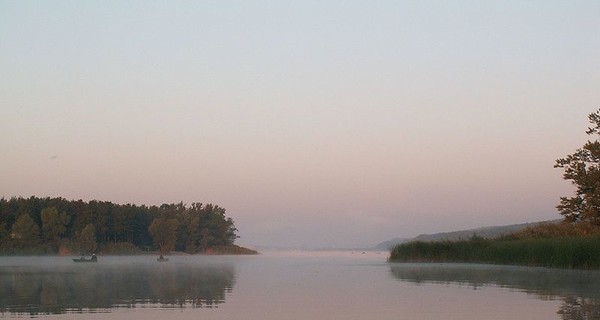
0,196,241,255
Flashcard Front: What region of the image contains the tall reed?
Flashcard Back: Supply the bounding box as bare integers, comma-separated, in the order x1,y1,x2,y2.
389,234,600,269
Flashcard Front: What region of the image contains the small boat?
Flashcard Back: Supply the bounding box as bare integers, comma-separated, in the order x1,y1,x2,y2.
73,254,97,263
157,255,169,262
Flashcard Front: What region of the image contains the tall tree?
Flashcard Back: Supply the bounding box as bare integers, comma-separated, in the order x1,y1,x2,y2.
555,108,600,225
78,224,97,253
41,206,70,242
11,214,40,248
0,223,7,243
148,218,178,254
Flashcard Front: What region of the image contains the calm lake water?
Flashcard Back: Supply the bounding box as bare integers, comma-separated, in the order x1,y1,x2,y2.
1,251,598,319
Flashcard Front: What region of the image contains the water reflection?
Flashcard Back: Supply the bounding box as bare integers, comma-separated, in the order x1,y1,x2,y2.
0,257,236,315
389,263,600,320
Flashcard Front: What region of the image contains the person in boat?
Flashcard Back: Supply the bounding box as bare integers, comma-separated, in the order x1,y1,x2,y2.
91,253,97,262
159,254,164,260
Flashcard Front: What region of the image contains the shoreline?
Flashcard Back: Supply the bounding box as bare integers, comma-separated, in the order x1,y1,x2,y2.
0,244,259,256
388,234,600,270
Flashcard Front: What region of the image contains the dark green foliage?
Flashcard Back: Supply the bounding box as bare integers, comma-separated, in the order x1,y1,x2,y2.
0,196,239,254
10,214,40,248
78,223,97,253
148,218,178,254
172,203,238,253
389,235,600,269
555,108,600,225
41,206,70,243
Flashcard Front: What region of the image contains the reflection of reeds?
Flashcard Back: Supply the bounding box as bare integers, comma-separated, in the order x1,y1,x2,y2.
389,235,600,269
0,263,236,315
389,263,600,298
558,296,600,320
389,263,600,320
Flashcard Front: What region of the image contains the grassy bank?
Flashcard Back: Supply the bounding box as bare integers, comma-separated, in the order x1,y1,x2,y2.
389,233,600,269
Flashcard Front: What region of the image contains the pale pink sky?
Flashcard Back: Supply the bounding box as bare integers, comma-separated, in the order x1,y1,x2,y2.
1,1,599,248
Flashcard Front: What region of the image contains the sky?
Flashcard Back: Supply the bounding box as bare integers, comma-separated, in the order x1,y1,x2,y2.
1,1,599,249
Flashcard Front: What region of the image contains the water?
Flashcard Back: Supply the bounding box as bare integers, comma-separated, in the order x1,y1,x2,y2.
1,251,598,319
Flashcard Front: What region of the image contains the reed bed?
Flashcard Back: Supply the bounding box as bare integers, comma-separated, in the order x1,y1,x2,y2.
389,234,600,269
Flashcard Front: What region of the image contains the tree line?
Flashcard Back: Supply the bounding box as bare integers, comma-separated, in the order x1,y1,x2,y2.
0,196,238,255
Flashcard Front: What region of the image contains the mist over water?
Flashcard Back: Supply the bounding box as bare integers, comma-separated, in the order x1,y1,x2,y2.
0,256,236,315
1,252,597,319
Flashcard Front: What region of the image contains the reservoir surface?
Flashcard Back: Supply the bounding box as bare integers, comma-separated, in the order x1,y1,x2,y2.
1,251,597,319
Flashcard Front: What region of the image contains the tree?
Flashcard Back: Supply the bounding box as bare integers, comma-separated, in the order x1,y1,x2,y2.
179,214,200,253
555,109,600,225
0,223,7,243
148,218,178,254
41,206,70,242
199,227,213,251
11,214,40,248
78,224,97,253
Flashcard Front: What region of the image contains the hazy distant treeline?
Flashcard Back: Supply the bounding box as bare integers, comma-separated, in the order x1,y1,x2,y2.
0,196,238,254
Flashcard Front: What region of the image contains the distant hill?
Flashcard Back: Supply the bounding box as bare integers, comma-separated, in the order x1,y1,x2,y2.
373,220,561,251
374,237,410,251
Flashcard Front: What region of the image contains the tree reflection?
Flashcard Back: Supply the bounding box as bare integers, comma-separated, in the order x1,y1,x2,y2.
389,263,600,320
558,297,600,320
0,261,236,315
